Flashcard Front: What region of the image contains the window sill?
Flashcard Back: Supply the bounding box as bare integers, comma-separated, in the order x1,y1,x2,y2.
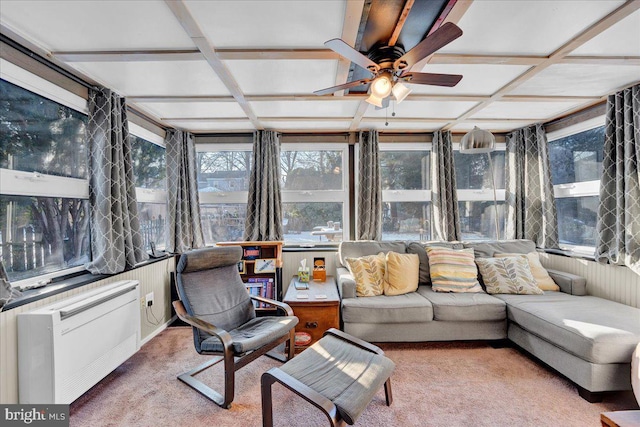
1,254,172,312
283,244,339,252
541,247,596,262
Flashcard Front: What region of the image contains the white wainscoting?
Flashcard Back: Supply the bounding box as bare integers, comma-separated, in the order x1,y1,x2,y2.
540,253,639,308
282,250,338,295
0,257,175,404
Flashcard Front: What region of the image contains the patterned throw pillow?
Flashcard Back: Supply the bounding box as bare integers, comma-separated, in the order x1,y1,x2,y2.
345,252,386,297
384,251,419,296
426,247,483,293
475,256,543,295
494,251,559,291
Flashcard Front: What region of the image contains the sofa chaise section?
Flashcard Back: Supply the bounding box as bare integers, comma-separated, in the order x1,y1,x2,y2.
494,292,640,400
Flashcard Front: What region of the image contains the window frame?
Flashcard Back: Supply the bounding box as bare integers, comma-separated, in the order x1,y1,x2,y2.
547,115,605,255
0,61,90,287
280,142,350,244
453,142,506,240
196,142,253,205
377,142,431,241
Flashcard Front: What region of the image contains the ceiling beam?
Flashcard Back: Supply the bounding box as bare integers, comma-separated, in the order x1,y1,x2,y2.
127,93,598,104
52,49,640,67
442,0,640,130
164,0,261,129
388,0,415,47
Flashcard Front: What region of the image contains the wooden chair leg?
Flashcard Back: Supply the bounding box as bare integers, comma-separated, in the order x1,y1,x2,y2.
261,373,275,427
287,328,295,360
223,352,235,409
384,378,393,406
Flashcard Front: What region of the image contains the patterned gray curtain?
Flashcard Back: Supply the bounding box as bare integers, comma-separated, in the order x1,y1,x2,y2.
357,130,382,240
596,84,640,274
86,88,148,274
505,123,558,248
166,130,205,253
244,130,283,241
431,130,460,241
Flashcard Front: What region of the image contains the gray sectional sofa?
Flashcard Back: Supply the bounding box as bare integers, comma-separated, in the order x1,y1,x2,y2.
335,239,640,401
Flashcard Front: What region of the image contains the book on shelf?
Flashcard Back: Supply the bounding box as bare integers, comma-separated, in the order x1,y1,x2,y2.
246,277,275,308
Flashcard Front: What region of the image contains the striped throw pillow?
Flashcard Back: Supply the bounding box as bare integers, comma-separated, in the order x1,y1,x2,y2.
426,247,483,293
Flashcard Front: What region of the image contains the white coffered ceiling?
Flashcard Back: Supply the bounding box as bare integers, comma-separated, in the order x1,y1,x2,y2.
1,0,639,134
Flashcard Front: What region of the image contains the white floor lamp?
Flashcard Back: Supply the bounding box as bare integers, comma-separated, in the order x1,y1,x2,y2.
459,126,500,239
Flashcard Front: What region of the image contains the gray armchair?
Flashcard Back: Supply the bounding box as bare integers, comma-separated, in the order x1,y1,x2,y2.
173,246,298,409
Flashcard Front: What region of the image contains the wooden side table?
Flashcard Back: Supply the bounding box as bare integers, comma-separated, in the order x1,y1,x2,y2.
283,276,340,352
601,410,640,427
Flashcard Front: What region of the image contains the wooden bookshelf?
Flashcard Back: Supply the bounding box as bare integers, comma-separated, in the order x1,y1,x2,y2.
216,241,284,309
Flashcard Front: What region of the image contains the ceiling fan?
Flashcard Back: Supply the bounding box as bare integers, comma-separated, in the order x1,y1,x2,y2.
314,22,464,107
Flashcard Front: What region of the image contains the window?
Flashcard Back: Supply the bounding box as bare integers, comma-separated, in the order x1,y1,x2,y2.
548,118,604,253
0,73,90,284
196,144,252,244
281,144,348,244
130,124,167,251
379,144,431,241
454,145,506,240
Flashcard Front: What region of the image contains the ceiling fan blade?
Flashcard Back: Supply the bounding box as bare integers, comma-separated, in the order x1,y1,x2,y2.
313,79,371,96
394,22,463,71
325,39,380,73
400,72,463,87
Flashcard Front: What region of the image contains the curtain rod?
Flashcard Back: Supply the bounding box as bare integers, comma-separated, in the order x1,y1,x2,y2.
1,33,97,91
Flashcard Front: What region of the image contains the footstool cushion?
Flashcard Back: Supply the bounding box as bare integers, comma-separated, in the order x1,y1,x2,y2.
261,328,395,426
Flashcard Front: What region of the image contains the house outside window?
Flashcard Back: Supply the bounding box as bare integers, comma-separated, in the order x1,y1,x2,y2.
0,65,90,285
281,143,349,244
548,117,604,254
379,143,431,241
196,143,252,244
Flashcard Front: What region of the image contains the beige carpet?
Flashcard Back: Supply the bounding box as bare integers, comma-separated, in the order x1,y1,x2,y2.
70,327,638,427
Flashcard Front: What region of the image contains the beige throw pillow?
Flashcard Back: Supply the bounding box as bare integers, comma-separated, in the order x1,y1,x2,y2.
476,256,543,295
384,252,419,296
495,251,559,291
426,247,483,293
345,252,386,297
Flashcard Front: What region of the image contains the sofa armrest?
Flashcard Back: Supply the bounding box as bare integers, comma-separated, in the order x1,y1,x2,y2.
337,267,357,299
546,268,587,296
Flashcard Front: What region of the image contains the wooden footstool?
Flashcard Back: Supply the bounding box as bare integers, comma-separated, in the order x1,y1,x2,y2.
261,328,395,427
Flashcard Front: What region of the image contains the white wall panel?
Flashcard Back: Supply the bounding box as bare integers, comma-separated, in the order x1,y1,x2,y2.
540,253,640,308
0,257,174,404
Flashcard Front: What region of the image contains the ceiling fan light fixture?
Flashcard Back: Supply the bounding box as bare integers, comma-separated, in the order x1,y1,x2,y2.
370,73,393,98
392,82,412,104
365,94,384,108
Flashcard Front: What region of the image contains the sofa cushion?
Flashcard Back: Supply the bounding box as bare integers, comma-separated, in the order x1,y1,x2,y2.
463,240,536,258
407,241,463,286
476,256,543,295
416,286,506,322
495,292,640,364
341,292,433,324
495,251,559,291
339,241,407,267
384,251,419,296
427,247,483,293
344,253,386,297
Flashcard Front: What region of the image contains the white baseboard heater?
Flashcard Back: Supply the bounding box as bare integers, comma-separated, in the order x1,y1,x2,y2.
18,280,141,404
